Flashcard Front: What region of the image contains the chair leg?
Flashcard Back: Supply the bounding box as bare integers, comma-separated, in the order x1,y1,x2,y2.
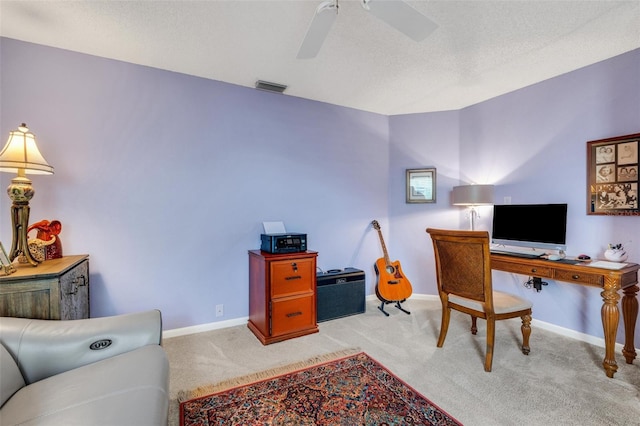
521,314,532,355
470,316,478,335
484,317,495,372
437,307,451,348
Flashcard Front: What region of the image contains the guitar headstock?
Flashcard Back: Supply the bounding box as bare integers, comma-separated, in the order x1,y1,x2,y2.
371,220,380,230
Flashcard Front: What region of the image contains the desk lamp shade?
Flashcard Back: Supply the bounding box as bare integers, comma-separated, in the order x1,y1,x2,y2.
452,184,494,230
452,184,494,206
0,124,54,266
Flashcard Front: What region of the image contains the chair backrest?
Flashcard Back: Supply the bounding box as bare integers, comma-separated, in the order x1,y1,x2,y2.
427,228,493,309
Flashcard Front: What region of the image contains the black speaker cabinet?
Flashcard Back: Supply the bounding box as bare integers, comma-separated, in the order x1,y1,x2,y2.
316,268,365,322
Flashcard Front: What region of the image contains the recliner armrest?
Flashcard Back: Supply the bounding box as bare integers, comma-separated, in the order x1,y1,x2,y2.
0,310,162,384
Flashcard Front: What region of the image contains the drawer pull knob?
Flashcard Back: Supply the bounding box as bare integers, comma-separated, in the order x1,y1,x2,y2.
285,275,302,281
531,269,537,273
572,275,580,280
73,275,87,287
286,311,302,318
67,275,87,295
291,262,298,272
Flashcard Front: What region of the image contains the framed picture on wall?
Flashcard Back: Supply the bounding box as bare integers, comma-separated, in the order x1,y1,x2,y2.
406,168,436,203
587,132,639,215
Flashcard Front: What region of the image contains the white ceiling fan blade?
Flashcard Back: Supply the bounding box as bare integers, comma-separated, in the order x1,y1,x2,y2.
297,1,338,59
363,0,438,42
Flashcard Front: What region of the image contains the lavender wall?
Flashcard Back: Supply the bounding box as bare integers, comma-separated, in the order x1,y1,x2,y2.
0,38,388,329
387,110,461,297
390,48,640,346
1,37,639,347
468,49,640,345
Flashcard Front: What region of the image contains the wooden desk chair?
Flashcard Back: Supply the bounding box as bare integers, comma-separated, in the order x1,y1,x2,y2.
426,228,532,372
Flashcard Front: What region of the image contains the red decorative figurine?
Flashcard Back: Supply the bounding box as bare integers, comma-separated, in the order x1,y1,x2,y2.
27,220,63,260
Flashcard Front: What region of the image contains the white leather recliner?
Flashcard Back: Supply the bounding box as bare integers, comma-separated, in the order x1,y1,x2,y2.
0,310,169,425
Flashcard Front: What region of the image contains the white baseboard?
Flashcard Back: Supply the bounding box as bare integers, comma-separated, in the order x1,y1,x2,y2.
163,316,248,339
531,318,623,351
164,294,632,353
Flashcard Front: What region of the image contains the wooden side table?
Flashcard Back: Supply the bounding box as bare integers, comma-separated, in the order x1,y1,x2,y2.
0,255,90,320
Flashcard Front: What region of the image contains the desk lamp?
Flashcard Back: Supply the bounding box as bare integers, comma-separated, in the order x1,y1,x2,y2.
452,184,494,230
0,124,54,266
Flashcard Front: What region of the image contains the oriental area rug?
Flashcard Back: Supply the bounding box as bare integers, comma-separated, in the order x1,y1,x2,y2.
179,351,461,425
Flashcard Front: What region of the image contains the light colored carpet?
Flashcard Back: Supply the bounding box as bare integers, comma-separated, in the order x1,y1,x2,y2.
164,298,640,425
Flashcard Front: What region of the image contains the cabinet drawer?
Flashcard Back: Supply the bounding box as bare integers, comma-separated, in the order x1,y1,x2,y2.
0,288,50,319
271,296,315,337
492,260,552,278
554,269,603,286
270,259,314,297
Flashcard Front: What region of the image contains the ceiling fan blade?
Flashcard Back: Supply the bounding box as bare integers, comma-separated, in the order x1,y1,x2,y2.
297,1,338,59
363,0,438,42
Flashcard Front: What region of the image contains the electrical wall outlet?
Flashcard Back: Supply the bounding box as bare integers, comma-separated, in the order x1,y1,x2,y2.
215,304,223,317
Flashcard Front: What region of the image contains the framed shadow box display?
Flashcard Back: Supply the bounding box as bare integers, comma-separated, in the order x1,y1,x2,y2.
0,242,15,276
587,132,639,215
406,168,436,203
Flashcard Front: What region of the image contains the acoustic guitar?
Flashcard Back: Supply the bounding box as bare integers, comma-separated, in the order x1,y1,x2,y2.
371,220,412,315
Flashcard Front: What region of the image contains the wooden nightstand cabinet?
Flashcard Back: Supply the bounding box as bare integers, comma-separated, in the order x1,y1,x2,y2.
248,250,318,344
0,255,90,320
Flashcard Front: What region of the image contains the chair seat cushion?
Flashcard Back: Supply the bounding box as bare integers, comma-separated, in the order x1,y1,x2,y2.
0,345,168,426
449,290,532,314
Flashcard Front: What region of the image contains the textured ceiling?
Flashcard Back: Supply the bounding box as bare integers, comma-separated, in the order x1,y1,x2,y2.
1,1,639,115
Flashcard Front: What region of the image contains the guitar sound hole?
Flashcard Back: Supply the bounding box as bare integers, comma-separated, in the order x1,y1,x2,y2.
385,265,395,274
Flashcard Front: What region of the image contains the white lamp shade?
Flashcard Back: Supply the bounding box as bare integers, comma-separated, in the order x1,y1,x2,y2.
0,124,54,175
452,184,494,205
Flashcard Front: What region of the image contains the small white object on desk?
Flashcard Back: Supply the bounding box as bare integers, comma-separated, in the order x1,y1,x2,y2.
587,260,629,270
604,244,628,262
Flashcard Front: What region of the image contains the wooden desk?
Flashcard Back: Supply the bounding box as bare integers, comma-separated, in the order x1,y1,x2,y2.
491,253,639,378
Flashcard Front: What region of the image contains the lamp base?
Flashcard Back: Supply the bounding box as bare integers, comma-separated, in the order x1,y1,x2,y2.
468,207,478,231
9,204,38,266
6,176,39,266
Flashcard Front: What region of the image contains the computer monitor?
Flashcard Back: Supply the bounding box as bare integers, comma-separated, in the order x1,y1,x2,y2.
491,203,568,251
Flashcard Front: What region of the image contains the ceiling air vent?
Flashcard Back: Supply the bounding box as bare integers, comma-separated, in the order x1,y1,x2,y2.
255,80,287,94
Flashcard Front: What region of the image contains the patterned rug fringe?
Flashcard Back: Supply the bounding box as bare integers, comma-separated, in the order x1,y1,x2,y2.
176,347,362,403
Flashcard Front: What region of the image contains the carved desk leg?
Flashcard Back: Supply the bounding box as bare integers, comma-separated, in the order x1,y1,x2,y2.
600,277,621,378
521,313,531,355
622,284,639,365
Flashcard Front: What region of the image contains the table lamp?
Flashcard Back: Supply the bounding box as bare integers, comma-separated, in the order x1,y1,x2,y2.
0,124,54,266
452,184,494,230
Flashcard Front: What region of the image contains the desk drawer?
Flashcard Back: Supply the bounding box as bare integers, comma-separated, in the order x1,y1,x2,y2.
493,260,552,278
554,269,603,286
271,258,314,297
271,295,315,337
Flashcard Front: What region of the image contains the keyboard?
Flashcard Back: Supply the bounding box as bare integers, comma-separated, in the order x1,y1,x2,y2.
549,258,580,265
490,248,544,259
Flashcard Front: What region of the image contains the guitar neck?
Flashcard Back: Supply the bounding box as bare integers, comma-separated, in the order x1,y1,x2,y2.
375,229,391,265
